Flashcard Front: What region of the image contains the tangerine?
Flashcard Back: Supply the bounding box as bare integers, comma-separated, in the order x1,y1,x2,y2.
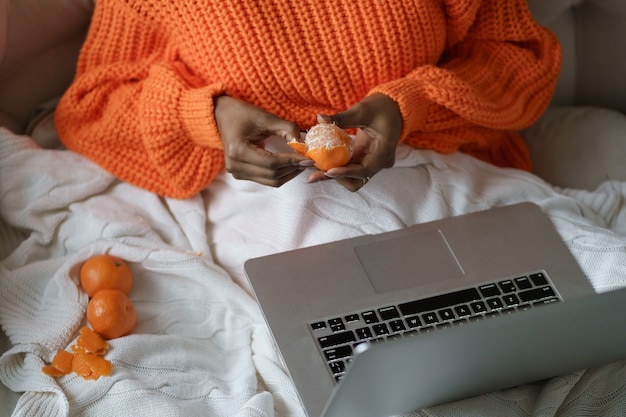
80,254,133,297
288,123,352,171
87,289,137,340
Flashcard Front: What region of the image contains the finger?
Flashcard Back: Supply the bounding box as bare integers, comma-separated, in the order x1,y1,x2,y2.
228,158,306,186
226,140,308,170
308,169,368,192
335,176,368,192
307,170,331,184
318,102,368,130
249,168,304,188
317,108,359,130
261,113,302,143
350,129,374,162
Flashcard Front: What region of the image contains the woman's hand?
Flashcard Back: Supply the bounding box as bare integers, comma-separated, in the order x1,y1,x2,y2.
215,95,313,187
309,93,403,191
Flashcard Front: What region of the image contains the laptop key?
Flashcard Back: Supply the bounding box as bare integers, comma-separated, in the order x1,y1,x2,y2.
344,314,360,323
454,304,471,317
422,312,439,324
519,286,556,303
399,287,481,316
438,308,455,321
318,331,356,348
470,301,487,314
329,361,346,375
310,321,326,331
405,316,422,328
372,323,390,336
530,272,548,286
502,294,520,306
514,276,533,290
361,310,379,324
389,319,406,332
487,297,504,310
355,327,373,340
534,297,559,306
479,283,500,298
323,345,352,361
378,306,400,320
328,318,346,332
498,280,517,293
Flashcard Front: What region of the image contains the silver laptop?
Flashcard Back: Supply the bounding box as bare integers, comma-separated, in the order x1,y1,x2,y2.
244,203,625,417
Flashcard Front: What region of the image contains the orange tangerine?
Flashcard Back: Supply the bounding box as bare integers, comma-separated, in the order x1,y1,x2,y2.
80,254,133,297
288,123,352,171
87,289,137,340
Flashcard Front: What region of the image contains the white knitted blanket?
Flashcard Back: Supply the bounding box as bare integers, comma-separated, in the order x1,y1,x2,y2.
1,130,625,417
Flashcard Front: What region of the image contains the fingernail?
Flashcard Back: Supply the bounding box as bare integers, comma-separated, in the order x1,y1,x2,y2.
324,172,340,178
299,159,315,167
317,114,332,123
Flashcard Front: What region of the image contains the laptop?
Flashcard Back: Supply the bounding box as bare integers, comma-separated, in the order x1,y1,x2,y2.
244,203,625,417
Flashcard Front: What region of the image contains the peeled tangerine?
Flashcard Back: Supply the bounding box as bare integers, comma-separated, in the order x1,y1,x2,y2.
288,123,353,171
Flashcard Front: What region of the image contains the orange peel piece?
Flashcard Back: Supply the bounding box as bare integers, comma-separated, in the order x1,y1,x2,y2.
76,326,109,355
42,365,65,377
305,146,351,172
72,352,112,380
51,350,75,374
287,141,307,155
42,326,112,380
42,350,75,377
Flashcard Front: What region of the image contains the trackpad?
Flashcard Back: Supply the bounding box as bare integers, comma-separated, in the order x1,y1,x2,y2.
354,229,464,294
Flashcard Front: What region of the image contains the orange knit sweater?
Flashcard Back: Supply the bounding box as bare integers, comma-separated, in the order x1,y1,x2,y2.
55,0,561,198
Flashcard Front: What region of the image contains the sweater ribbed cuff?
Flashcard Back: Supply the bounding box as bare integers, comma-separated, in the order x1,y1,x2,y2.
180,83,225,148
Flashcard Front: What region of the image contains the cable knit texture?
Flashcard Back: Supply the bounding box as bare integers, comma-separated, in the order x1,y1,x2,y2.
55,0,561,198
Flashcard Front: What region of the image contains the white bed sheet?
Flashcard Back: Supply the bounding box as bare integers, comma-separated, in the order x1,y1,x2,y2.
1,129,625,417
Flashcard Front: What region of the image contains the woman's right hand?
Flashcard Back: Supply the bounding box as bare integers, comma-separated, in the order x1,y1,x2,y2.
214,95,313,187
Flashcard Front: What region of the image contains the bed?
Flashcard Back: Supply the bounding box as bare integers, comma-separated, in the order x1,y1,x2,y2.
1,1,625,416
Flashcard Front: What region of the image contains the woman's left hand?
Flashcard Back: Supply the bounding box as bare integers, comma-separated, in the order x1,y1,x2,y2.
309,93,403,191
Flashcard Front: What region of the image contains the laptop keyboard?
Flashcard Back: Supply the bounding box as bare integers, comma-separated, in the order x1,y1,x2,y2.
309,271,560,382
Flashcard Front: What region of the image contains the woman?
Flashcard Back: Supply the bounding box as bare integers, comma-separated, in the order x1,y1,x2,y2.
55,0,561,198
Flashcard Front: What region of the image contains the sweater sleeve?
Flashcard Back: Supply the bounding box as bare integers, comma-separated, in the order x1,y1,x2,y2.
55,1,226,199
369,0,561,169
